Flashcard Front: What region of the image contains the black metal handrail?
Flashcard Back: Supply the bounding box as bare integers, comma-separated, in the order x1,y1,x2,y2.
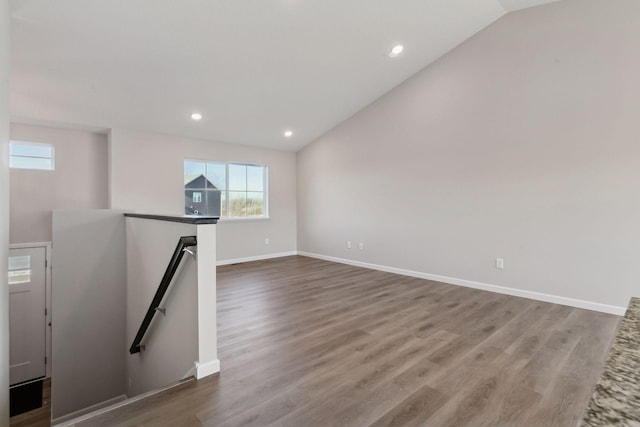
129,235,197,354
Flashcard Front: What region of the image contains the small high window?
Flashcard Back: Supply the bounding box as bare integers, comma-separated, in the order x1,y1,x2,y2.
9,141,55,171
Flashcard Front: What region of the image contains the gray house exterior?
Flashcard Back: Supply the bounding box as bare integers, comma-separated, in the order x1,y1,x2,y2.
184,174,221,216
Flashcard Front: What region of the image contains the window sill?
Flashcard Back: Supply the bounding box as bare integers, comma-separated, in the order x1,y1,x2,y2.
218,216,270,223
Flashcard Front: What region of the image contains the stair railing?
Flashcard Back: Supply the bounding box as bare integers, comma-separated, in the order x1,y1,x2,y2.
129,235,197,354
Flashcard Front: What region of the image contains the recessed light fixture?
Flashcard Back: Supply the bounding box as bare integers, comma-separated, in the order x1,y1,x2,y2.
284,130,293,138
191,113,202,121
389,44,404,58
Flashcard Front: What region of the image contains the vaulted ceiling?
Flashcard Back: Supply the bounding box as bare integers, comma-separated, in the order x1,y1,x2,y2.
9,0,559,151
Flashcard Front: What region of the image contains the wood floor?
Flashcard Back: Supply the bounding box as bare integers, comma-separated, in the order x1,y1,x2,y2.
70,256,619,426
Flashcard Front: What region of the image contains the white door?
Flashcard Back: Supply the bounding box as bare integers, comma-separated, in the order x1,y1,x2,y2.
9,247,47,385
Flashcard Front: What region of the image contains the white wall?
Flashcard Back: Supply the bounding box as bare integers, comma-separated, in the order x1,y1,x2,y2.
125,218,198,397
9,123,108,244
110,128,297,262
1,0,11,424
297,0,640,311
195,223,218,379
51,210,127,421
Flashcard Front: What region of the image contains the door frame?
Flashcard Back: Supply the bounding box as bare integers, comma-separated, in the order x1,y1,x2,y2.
9,242,52,379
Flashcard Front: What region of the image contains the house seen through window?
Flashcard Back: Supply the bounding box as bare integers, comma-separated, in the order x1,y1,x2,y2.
184,160,268,218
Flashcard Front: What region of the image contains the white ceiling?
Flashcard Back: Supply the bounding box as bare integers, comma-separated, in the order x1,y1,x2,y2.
9,0,559,151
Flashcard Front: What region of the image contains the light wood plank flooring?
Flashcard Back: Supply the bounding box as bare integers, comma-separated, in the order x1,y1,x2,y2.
71,256,619,426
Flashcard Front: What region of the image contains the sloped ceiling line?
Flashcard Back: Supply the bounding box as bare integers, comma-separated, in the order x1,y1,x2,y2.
10,0,560,151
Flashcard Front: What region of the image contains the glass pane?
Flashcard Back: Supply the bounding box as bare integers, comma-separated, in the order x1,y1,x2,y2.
221,191,227,217
8,256,31,285
10,142,53,158
184,160,206,188
9,156,53,170
185,189,221,216
229,164,247,191
204,189,222,217
246,192,264,216
8,270,31,285
205,163,226,190
185,190,196,215
229,191,247,217
9,255,30,271
247,165,264,191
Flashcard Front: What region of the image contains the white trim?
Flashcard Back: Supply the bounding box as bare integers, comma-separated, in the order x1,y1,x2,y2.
195,359,220,379
52,394,128,426
297,251,626,316
217,251,297,266
217,216,270,223
45,244,52,378
51,377,195,426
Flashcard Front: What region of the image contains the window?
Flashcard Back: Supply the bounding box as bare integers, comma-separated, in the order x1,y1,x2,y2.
8,255,31,285
229,163,267,217
184,160,268,218
9,141,55,170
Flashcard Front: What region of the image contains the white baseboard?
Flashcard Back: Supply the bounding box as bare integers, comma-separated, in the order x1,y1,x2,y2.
52,377,196,427
217,251,297,266
297,251,626,316
52,394,128,426
196,359,220,379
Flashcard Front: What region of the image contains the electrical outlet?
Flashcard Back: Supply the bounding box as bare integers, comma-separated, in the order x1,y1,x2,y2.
347,241,352,249
265,238,270,245
496,258,504,270
358,242,364,250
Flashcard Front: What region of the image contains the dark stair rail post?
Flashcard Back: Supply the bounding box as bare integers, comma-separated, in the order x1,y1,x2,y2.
129,235,198,354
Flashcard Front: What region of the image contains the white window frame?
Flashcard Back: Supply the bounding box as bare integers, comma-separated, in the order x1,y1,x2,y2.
9,140,56,171
184,159,269,220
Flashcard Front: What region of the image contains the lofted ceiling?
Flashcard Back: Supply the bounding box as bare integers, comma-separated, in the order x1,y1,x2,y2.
9,0,560,151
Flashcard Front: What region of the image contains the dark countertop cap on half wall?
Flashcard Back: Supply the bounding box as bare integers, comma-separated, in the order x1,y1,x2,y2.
124,213,219,225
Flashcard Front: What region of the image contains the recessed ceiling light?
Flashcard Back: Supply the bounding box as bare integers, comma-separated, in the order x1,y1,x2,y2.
284,130,293,138
191,113,202,121
389,45,404,58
